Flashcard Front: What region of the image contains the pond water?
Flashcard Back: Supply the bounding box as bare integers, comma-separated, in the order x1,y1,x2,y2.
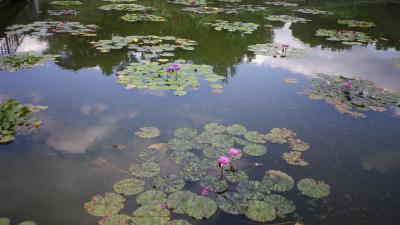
1,0,400,224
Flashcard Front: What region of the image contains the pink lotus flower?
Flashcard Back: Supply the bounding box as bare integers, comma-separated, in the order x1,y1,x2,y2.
218,156,230,167
201,187,209,196
343,81,353,89
229,148,240,157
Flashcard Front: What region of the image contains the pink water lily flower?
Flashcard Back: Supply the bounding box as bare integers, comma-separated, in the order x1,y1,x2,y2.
343,81,353,89
218,156,231,167
201,187,210,196
229,148,240,157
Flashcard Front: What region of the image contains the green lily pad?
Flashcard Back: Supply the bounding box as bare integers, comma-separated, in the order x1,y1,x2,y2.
245,200,276,222
136,190,167,206
265,15,310,23
315,29,372,43
210,134,235,148
243,144,267,156
168,0,206,6
297,178,331,199
225,170,249,183
210,20,260,34
337,19,375,27
204,122,226,134
113,178,145,195
167,219,191,225
185,195,217,219
202,146,227,159
0,218,10,225
0,53,59,71
261,170,294,193
169,138,193,151
247,43,305,59
180,159,206,181
152,175,185,193
264,1,297,6
99,4,153,11
226,124,247,136
148,143,169,151
129,161,160,178
134,127,160,138
265,128,296,144
282,151,309,166
200,174,229,193
167,191,197,214
293,8,332,15
237,181,265,200
174,128,198,139
132,204,170,225
244,131,266,143
169,151,198,165
98,214,132,225
84,192,125,217
50,1,82,6
264,194,296,218
121,13,166,22
288,138,310,151
139,149,166,162
216,192,248,215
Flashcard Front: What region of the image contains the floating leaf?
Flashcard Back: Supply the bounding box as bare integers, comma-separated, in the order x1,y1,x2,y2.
216,192,248,215
337,19,375,27
0,53,59,71
225,170,249,183
265,128,296,144
283,78,299,84
148,143,169,151
169,138,193,151
132,204,170,225
293,8,332,15
210,20,259,34
245,200,276,222
204,122,226,134
288,138,310,151
167,219,191,225
264,194,296,218
169,151,198,165
98,214,132,225
17,222,36,225
50,1,82,6
237,181,265,200
247,43,305,59
152,175,185,193
264,1,297,7
121,13,166,22
245,131,266,143
226,124,247,135
136,190,167,206
113,178,145,195
185,195,217,219
139,149,166,162
135,127,160,138
243,144,267,156
297,178,331,199
84,193,125,217
99,4,153,11
180,159,206,181
129,161,160,178
261,170,294,193
168,0,206,6
0,218,9,225
315,29,372,43
174,128,198,139
265,15,310,23
47,9,78,16
282,151,309,166
167,191,197,214
200,174,229,193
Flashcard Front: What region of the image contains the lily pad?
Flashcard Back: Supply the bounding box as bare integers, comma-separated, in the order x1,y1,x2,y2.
113,178,145,195
315,29,372,43
297,178,331,199
48,9,78,16
17,222,36,225
245,131,267,143
288,138,310,151
243,144,267,156
132,204,170,225
152,175,185,193
237,181,265,200
180,159,206,181
134,127,160,138
98,214,132,225
265,127,296,144
167,219,191,225
226,124,247,135
168,0,206,6
139,149,166,162
50,1,82,6
169,151,198,165
209,134,235,148
265,15,310,23
129,161,160,178
148,143,169,151
167,191,197,214
0,53,59,71
204,122,226,134
225,170,249,183
337,19,375,27
174,128,198,139
245,200,276,222
185,195,217,219
200,174,229,192
169,138,193,151
216,192,248,215
136,190,167,206
0,218,9,225
84,192,125,217
264,194,296,218
282,151,309,166
99,4,153,12
264,1,297,7
248,43,305,59
293,8,332,15
209,20,260,34
121,13,166,22
261,170,294,193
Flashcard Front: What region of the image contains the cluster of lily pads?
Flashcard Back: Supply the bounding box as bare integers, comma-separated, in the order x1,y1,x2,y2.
5,21,98,37
99,3,153,11
121,13,166,22
208,20,260,34
0,218,36,225
168,0,207,6
315,29,372,44
50,1,82,6
102,0,138,2
182,4,268,14
264,1,298,7
86,123,330,224
91,35,197,59
337,19,375,28
293,8,333,15
47,9,78,16
0,99,44,144
303,74,400,118
247,43,305,59
116,60,225,96
265,15,311,23
0,53,59,71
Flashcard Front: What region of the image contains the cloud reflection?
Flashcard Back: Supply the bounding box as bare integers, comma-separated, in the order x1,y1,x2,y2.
361,150,400,172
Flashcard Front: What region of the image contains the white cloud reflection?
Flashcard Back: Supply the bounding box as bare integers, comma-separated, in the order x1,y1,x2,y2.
16,36,48,53
250,23,400,90
361,150,400,172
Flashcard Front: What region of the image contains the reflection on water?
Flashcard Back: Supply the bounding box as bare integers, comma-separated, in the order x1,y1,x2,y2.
362,150,400,172
16,36,48,53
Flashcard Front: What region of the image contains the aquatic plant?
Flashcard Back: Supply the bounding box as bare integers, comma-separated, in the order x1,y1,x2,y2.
264,1,298,7
113,178,145,195
132,204,170,225
297,178,331,199
99,3,153,11
283,77,299,84
152,175,185,193
216,192,248,214
6,21,98,37
116,60,225,96
315,29,372,44
136,190,167,206
168,0,207,6
265,15,311,23
182,4,267,14
0,99,44,144
247,43,305,59
83,192,125,217
129,161,161,178
293,8,333,15
0,53,59,71
337,19,375,28
304,74,400,117
134,127,160,138
121,13,166,22
245,200,276,222
262,170,294,193
0,218,37,225
98,214,131,225
102,0,137,2
264,194,296,218
47,9,78,16
50,1,82,6
282,151,309,166
209,20,260,34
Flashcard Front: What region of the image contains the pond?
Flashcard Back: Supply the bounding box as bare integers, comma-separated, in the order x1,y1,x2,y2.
0,0,400,224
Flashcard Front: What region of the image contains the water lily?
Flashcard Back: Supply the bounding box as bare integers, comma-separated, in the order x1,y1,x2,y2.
218,156,230,167
172,64,180,71
343,81,353,89
201,187,209,196
229,148,240,157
